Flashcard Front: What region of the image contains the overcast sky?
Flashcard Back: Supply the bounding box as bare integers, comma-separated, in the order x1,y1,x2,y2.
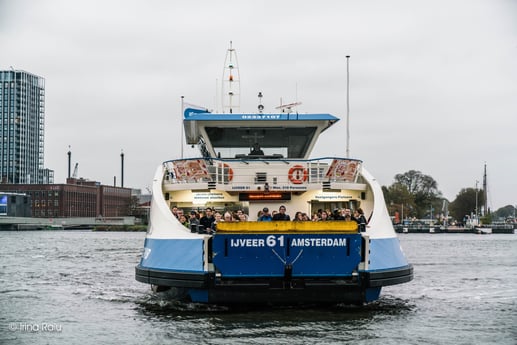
1,0,516,210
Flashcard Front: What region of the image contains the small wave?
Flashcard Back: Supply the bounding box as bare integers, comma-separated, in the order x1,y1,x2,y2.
337,295,416,314
0,288,30,294
89,294,140,304
135,291,231,315
57,254,93,259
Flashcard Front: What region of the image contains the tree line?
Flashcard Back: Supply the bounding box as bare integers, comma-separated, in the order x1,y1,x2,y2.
381,170,514,224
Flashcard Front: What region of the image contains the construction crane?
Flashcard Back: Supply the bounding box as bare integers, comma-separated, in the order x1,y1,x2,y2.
72,163,78,178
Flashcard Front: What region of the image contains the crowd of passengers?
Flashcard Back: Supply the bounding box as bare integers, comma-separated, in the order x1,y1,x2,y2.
171,205,368,234
257,206,367,232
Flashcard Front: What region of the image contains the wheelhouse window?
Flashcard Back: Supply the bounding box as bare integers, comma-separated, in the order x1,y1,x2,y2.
205,126,316,159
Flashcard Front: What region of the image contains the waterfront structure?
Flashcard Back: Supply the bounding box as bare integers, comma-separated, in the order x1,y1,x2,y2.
0,192,32,217
0,70,53,184
0,178,131,217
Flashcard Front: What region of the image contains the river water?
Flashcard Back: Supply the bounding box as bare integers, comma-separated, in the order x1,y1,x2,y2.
1,231,515,345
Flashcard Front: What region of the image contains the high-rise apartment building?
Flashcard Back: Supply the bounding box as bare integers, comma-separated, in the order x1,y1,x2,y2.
0,70,53,184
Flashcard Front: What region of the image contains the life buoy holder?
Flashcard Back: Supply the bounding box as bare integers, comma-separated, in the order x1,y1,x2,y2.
218,163,234,182
288,165,308,184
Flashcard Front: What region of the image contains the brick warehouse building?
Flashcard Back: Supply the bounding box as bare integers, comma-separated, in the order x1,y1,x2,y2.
0,178,131,218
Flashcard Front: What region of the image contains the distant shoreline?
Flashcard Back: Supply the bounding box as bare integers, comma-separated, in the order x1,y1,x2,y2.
92,225,147,232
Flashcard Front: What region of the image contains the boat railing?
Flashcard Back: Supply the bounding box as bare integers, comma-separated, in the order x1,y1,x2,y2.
162,157,364,189
215,220,359,233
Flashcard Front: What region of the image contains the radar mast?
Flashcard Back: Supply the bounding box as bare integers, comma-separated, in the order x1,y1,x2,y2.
221,41,240,113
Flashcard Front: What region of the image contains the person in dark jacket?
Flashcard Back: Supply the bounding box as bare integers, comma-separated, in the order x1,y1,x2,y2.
272,205,290,221
199,207,215,231
250,143,264,155
354,208,367,232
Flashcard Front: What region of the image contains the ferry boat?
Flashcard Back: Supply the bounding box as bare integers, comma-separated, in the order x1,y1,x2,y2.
135,46,413,305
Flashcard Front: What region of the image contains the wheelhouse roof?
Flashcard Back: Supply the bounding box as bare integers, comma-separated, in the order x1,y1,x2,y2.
183,110,340,159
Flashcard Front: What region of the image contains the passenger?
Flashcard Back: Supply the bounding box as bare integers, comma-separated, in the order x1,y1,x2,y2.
171,206,179,218
189,211,199,226
311,213,320,221
320,210,329,221
333,209,344,220
343,208,356,222
238,213,248,222
293,211,303,221
272,205,291,221
176,208,184,219
179,214,189,228
223,212,233,222
302,213,309,221
189,210,200,232
210,212,222,233
250,143,264,155
200,207,215,231
258,207,273,221
354,208,367,232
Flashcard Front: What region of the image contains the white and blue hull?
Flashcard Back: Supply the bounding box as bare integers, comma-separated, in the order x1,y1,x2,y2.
136,163,413,305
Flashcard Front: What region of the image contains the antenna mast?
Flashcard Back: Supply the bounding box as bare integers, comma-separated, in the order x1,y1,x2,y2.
483,162,488,215
180,96,184,159
346,55,350,157
222,41,240,113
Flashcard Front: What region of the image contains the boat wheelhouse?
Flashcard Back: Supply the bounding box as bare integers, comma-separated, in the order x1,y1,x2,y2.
135,106,413,305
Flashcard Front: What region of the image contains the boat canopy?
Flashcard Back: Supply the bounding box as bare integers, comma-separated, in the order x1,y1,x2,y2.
183,110,339,159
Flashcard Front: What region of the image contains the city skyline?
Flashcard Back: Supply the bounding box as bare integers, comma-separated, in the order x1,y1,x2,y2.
1,0,516,209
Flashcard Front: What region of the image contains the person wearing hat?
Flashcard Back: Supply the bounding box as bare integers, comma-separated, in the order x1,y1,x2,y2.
188,210,200,232
332,208,344,220
258,207,272,221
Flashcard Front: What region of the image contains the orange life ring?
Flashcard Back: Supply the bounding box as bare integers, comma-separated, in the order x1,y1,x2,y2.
288,165,308,184
218,163,234,182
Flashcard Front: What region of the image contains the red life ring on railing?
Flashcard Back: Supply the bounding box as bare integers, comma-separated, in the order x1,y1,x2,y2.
218,163,234,182
288,165,308,184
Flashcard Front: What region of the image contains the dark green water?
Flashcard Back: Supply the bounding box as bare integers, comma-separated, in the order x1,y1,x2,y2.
1,231,515,344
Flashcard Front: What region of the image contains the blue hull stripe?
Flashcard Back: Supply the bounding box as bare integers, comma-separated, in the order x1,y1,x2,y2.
140,237,410,274
140,238,204,272
368,237,409,270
